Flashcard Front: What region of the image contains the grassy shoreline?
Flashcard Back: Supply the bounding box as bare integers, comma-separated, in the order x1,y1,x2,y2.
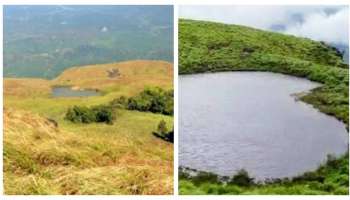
179,153,349,195
179,19,349,195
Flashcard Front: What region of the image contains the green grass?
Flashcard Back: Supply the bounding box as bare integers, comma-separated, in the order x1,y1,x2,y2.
179,19,349,195
180,154,349,195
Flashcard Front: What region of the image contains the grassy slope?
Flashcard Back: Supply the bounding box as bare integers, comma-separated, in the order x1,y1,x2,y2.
179,19,349,194
4,60,174,195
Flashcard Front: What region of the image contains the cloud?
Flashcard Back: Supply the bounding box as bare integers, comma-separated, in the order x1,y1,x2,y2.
179,5,349,45
180,5,289,29
284,8,348,44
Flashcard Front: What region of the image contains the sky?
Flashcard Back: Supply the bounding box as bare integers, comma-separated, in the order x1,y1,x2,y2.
179,5,349,45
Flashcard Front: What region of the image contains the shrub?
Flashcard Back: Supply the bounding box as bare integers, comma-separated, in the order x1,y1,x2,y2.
110,87,173,115
192,171,219,185
179,167,191,179
65,105,115,124
92,105,115,124
229,169,254,187
153,120,173,143
325,154,341,169
65,106,96,123
157,120,168,134
292,171,325,183
163,129,174,143
109,95,128,108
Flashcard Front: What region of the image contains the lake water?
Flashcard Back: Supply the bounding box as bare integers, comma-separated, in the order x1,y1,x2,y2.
179,72,348,181
52,86,100,97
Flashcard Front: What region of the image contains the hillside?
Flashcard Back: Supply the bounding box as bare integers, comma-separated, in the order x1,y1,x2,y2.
179,19,349,195
179,19,346,74
4,60,174,194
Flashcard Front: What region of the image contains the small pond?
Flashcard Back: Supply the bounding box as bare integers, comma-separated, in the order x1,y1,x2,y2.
52,86,100,97
179,72,348,181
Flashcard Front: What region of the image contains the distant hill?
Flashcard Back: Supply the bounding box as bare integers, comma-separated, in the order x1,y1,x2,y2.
4,5,173,78
331,43,349,64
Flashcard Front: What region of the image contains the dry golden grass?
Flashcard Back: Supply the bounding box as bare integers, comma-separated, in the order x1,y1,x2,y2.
4,60,173,98
4,78,51,97
4,60,174,195
53,60,173,95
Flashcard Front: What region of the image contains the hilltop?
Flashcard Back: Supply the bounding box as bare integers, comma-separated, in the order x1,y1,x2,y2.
4,60,174,194
179,19,346,74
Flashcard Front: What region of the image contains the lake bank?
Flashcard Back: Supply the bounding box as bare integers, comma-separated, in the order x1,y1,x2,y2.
180,72,348,181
